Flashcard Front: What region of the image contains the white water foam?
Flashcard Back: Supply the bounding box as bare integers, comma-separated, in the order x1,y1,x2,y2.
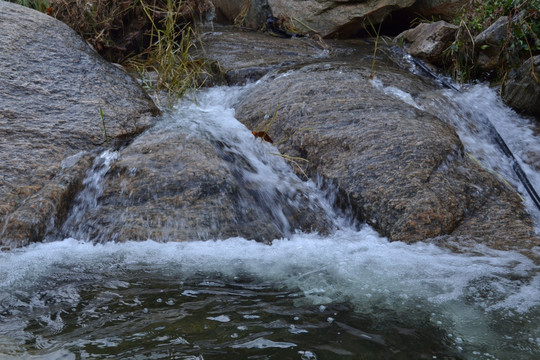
1,228,539,358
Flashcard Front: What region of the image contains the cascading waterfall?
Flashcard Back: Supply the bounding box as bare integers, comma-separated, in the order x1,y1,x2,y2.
0,82,539,359
439,85,540,224
169,86,342,237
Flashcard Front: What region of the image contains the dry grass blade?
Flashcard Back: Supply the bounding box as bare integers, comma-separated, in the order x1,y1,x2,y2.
270,153,310,179
364,17,383,79
233,0,251,27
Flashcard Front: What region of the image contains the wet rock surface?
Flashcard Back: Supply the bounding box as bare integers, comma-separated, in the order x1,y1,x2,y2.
198,26,340,84
215,30,538,249
0,1,159,248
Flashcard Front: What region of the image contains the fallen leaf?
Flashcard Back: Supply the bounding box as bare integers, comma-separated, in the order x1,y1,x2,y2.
252,131,273,143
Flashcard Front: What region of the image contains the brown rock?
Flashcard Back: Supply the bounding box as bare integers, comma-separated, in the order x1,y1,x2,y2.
268,0,416,38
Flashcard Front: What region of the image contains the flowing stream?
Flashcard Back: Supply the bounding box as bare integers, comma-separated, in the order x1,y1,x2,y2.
1,81,539,360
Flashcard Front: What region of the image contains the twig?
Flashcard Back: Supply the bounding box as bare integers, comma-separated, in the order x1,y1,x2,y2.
99,106,110,148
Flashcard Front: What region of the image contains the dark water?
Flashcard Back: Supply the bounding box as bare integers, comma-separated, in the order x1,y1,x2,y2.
11,270,459,360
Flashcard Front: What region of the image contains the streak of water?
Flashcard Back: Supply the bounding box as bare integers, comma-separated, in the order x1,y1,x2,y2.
55,151,118,241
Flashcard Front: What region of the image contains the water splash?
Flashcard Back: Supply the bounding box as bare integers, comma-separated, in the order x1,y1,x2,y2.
0,230,538,359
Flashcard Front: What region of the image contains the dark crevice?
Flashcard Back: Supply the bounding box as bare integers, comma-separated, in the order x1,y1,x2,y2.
350,8,422,38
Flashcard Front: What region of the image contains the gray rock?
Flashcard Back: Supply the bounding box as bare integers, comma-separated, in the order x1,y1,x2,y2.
268,0,416,38
198,26,348,84
0,1,159,248
502,55,540,117
395,21,458,64
234,60,536,250
474,16,509,71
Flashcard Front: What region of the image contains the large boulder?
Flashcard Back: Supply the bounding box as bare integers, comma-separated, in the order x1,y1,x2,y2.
267,0,416,38
225,38,537,249
0,1,159,248
502,55,540,117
